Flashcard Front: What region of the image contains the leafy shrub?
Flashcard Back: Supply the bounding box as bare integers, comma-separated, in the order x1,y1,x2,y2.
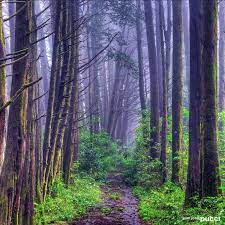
122,111,162,187
134,182,225,225
78,130,120,179
218,111,225,188
34,176,101,224
133,182,184,225
121,156,138,185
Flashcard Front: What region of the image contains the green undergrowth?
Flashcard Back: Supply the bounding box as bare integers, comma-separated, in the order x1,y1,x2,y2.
78,130,123,180
133,182,225,225
34,176,102,224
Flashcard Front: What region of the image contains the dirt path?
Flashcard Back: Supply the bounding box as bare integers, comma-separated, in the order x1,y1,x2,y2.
69,172,150,225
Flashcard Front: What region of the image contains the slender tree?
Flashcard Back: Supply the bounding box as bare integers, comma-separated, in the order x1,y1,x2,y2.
144,0,160,159
219,2,225,111
159,0,169,184
155,0,163,114
171,0,183,184
0,1,6,173
182,0,190,106
0,1,31,223
185,0,201,206
89,0,103,133
63,0,80,184
7,1,15,96
36,1,50,109
23,4,38,223
136,0,146,112
42,0,62,198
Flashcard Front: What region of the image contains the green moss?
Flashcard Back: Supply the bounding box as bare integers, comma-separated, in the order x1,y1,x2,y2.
0,2,6,106
108,192,122,201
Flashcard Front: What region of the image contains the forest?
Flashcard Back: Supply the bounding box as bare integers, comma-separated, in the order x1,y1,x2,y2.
0,0,225,224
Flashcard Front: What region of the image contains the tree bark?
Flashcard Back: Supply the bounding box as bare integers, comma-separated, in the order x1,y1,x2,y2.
44,0,72,196
0,1,31,224
185,0,201,206
0,1,6,174
42,0,62,198
7,1,15,97
201,0,221,197
182,0,190,107
159,0,169,184
155,0,163,115
136,0,146,111
144,0,160,159
62,0,80,184
171,0,183,185
219,2,225,111
36,1,50,109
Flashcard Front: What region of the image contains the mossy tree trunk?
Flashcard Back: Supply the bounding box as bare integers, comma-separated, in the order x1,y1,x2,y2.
63,0,80,180
171,0,183,185
0,1,6,174
185,0,202,206
159,0,170,184
43,0,73,197
0,1,31,224
21,2,38,224
42,0,62,199
201,0,221,197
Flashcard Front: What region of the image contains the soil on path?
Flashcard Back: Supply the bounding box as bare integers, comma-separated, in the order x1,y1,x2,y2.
69,172,151,225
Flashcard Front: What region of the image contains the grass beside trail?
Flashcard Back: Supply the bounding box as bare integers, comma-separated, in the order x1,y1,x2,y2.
133,182,225,225
34,176,102,224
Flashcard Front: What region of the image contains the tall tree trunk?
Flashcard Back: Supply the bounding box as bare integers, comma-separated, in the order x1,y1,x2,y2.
89,0,103,133
144,0,160,159
136,0,146,111
155,1,163,115
63,0,80,184
201,0,221,197
185,0,201,206
101,62,109,130
7,1,15,97
0,1,31,224
0,1,6,174
107,60,121,137
42,0,62,198
159,0,169,184
36,1,50,109
44,0,71,196
219,2,225,111
171,0,183,185
182,0,190,107
23,4,38,222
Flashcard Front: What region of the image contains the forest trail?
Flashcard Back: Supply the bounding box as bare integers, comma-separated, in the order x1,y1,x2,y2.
69,172,151,225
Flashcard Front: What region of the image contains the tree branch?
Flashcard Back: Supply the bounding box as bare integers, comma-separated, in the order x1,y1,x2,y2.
0,77,42,113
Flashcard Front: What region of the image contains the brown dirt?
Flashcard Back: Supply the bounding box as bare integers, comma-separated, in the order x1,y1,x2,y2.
69,172,151,225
